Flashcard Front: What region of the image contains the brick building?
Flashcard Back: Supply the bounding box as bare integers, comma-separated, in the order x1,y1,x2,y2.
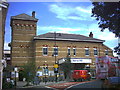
10,12,113,77
0,1,9,89
10,11,38,66
0,1,9,63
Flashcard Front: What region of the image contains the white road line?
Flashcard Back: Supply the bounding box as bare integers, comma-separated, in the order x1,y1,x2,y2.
45,86,58,90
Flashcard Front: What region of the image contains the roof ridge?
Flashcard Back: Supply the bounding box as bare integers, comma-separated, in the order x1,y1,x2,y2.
35,32,105,43
12,13,32,17
11,13,38,21
45,32,102,40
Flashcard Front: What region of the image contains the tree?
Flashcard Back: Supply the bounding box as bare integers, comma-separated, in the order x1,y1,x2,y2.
114,43,120,57
21,59,36,85
3,65,14,89
91,2,120,37
60,55,73,80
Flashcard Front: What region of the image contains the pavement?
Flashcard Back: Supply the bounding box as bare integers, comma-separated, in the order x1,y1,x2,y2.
16,80,68,88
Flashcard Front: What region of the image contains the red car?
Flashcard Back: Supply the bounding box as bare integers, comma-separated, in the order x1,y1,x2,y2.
72,70,91,82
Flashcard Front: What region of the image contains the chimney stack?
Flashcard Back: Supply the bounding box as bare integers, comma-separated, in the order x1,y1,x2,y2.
89,32,93,38
32,11,35,18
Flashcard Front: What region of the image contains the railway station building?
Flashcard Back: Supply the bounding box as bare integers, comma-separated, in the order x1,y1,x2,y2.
10,12,113,78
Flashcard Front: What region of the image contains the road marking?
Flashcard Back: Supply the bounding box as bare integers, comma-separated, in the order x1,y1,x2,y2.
45,86,58,90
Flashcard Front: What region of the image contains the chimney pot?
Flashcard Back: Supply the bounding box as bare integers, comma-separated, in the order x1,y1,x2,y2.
32,11,35,18
89,32,93,38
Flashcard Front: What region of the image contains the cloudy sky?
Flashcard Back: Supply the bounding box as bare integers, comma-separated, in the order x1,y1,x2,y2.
5,2,118,56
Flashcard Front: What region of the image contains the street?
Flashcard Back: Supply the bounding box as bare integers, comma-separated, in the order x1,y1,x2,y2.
66,80,104,90
45,79,105,90
5,79,112,90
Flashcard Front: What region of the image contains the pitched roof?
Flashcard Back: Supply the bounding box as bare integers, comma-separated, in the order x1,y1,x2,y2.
11,13,38,21
34,32,105,43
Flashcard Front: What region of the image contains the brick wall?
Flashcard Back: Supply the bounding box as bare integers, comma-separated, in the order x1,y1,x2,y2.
11,19,37,66
35,39,113,70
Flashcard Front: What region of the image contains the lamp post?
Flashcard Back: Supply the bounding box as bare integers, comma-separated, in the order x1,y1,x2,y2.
53,32,58,82
54,32,57,64
14,67,18,88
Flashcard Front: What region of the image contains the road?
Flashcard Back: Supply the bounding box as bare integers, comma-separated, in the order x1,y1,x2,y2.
17,80,106,90
45,79,106,90
66,79,105,90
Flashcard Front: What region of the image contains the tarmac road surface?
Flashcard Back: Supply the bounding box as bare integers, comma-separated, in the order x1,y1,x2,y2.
66,79,104,90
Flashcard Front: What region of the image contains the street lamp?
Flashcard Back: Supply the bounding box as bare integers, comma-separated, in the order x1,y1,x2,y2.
14,66,18,88
53,32,58,82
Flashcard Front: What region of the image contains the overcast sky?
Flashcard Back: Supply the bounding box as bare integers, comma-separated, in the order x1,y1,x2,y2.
4,2,118,56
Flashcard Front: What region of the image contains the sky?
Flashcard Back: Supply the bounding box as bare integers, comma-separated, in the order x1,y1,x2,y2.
4,2,118,56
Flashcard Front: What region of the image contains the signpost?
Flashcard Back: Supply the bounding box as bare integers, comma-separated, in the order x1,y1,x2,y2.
54,64,58,82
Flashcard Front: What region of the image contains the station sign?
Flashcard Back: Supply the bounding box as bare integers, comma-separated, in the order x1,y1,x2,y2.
71,58,92,63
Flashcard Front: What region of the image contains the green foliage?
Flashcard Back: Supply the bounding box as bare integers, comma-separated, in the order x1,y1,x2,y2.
2,65,14,89
21,59,36,83
3,82,14,89
3,64,13,72
60,56,73,79
3,65,13,84
91,2,120,37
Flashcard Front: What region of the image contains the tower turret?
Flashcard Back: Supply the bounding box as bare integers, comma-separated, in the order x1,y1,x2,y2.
10,12,38,66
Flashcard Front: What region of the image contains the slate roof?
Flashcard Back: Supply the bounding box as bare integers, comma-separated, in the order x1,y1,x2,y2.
11,13,38,21
34,32,105,43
